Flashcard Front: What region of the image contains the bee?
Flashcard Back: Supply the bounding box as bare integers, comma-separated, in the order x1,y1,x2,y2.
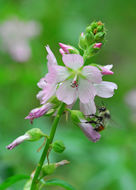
85,106,111,132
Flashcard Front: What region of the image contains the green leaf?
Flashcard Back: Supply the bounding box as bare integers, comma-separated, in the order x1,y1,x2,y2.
0,174,30,190
41,178,76,190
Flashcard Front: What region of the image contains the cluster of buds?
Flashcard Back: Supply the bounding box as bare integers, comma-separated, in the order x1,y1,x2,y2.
79,21,106,59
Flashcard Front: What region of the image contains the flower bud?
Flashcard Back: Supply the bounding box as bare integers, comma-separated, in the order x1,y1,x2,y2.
59,48,65,55
84,43,102,58
86,25,92,33
25,103,53,123
51,140,65,153
59,43,79,55
42,163,56,176
100,65,114,75
97,25,104,32
93,43,102,49
78,32,87,50
94,32,105,42
85,32,94,45
6,128,45,150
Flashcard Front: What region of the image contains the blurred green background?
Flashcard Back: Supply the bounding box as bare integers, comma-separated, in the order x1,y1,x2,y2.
0,0,136,189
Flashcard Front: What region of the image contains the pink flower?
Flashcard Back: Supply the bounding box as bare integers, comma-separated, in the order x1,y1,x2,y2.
36,48,117,116
25,103,52,123
6,134,30,150
93,43,102,49
100,65,114,75
55,54,117,114
79,120,101,142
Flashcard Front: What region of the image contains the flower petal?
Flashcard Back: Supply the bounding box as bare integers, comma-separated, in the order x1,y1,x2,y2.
56,79,78,105
79,122,101,142
62,54,84,70
82,66,102,83
80,99,96,115
37,83,56,104
6,134,30,150
37,77,47,89
46,45,57,72
94,81,118,98
78,78,96,103
54,65,70,82
59,48,65,55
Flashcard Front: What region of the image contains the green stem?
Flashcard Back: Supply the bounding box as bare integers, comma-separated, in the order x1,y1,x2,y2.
83,50,88,63
30,102,65,190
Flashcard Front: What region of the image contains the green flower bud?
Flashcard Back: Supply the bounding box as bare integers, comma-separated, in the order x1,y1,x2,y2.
42,163,56,176
86,25,92,33
97,25,104,32
94,32,105,42
90,21,98,31
85,32,94,45
27,128,45,141
78,32,87,50
52,140,65,153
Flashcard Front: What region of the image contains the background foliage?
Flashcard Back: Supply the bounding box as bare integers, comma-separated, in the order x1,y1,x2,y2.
0,0,136,189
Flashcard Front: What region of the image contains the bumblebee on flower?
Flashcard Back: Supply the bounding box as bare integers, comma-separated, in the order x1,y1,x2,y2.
6,20,118,190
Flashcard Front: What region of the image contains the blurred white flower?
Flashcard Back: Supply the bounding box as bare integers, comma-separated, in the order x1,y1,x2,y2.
0,17,41,62
125,89,136,110
125,89,136,123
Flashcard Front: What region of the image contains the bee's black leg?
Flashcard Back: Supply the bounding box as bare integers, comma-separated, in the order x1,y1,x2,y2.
86,114,95,116
84,120,97,124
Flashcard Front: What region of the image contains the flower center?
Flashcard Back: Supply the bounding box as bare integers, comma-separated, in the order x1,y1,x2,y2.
71,80,78,88
70,74,78,88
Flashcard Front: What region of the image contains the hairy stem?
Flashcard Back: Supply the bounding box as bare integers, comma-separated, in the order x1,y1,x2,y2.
30,102,65,190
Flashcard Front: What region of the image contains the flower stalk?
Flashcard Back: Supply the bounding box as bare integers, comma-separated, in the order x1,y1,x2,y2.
30,102,65,190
